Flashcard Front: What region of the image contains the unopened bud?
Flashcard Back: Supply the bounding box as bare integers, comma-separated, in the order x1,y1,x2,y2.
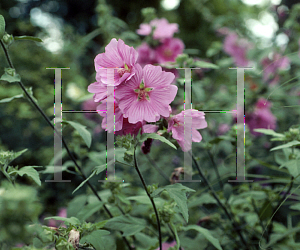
68,229,80,249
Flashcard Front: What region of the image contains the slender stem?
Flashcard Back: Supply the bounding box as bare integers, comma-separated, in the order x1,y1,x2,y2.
251,198,267,240
266,176,294,241
134,148,162,250
206,149,223,189
168,224,182,250
0,40,133,250
191,153,250,249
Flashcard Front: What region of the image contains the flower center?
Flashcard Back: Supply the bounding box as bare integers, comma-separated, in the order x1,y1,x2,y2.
134,81,153,101
164,49,173,58
117,63,130,77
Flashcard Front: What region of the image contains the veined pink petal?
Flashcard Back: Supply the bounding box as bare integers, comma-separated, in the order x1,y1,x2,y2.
143,64,175,87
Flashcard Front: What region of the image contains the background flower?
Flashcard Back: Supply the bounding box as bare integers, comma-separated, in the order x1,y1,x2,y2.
168,109,207,151
137,18,179,41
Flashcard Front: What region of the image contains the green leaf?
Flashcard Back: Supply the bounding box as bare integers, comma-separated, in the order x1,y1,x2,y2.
258,200,273,221
94,163,107,175
76,202,103,221
44,216,81,226
253,129,285,137
104,215,147,236
182,225,223,250
65,120,92,148
271,141,300,152
10,166,41,186
127,195,165,206
0,94,23,103
67,195,87,217
193,60,219,69
14,36,43,43
0,68,21,83
151,183,195,222
290,203,300,211
25,86,38,104
135,232,158,249
188,193,217,208
140,133,176,150
80,232,114,250
279,159,300,178
72,171,96,194
0,15,5,39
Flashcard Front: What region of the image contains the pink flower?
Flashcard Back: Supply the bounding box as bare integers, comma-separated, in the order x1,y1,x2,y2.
81,98,100,120
97,100,124,133
246,98,277,136
223,32,251,67
115,64,177,123
136,42,158,67
88,81,111,102
261,53,290,85
155,241,184,250
47,207,67,228
137,18,179,41
94,38,138,86
218,123,230,135
168,109,207,152
156,38,185,63
115,118,144,136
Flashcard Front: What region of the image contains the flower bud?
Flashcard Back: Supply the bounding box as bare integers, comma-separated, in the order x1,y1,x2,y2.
2,32,13,46
68,229,80,249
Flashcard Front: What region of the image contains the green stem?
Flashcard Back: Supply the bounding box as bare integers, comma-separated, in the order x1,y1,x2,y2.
266,176,294,242
134,148,162,250
0,40,133,250
191,153,251,249
206,149,223,189
168,224,182,250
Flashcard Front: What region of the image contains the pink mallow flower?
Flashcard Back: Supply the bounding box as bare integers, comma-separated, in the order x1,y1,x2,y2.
246,98,277,136
155,241,184,250
223,32,252,67
261,52,290,85
94,38,138,87
115,64,177,123
168,109,207,152
137,18,179,41
156,38,185,63
97,100,124,133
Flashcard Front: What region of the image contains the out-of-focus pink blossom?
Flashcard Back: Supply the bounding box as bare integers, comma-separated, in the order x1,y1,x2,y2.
246,98,277,136
94,38,138,87
168,109,207,152
116,64,177,123
47,207,67,228
218,123,230,135
137,18,179,41
81,98,100,121
136,42,158,67
156,38,185,63
261,53,290,85
223,32,252,67
155,241,183,250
